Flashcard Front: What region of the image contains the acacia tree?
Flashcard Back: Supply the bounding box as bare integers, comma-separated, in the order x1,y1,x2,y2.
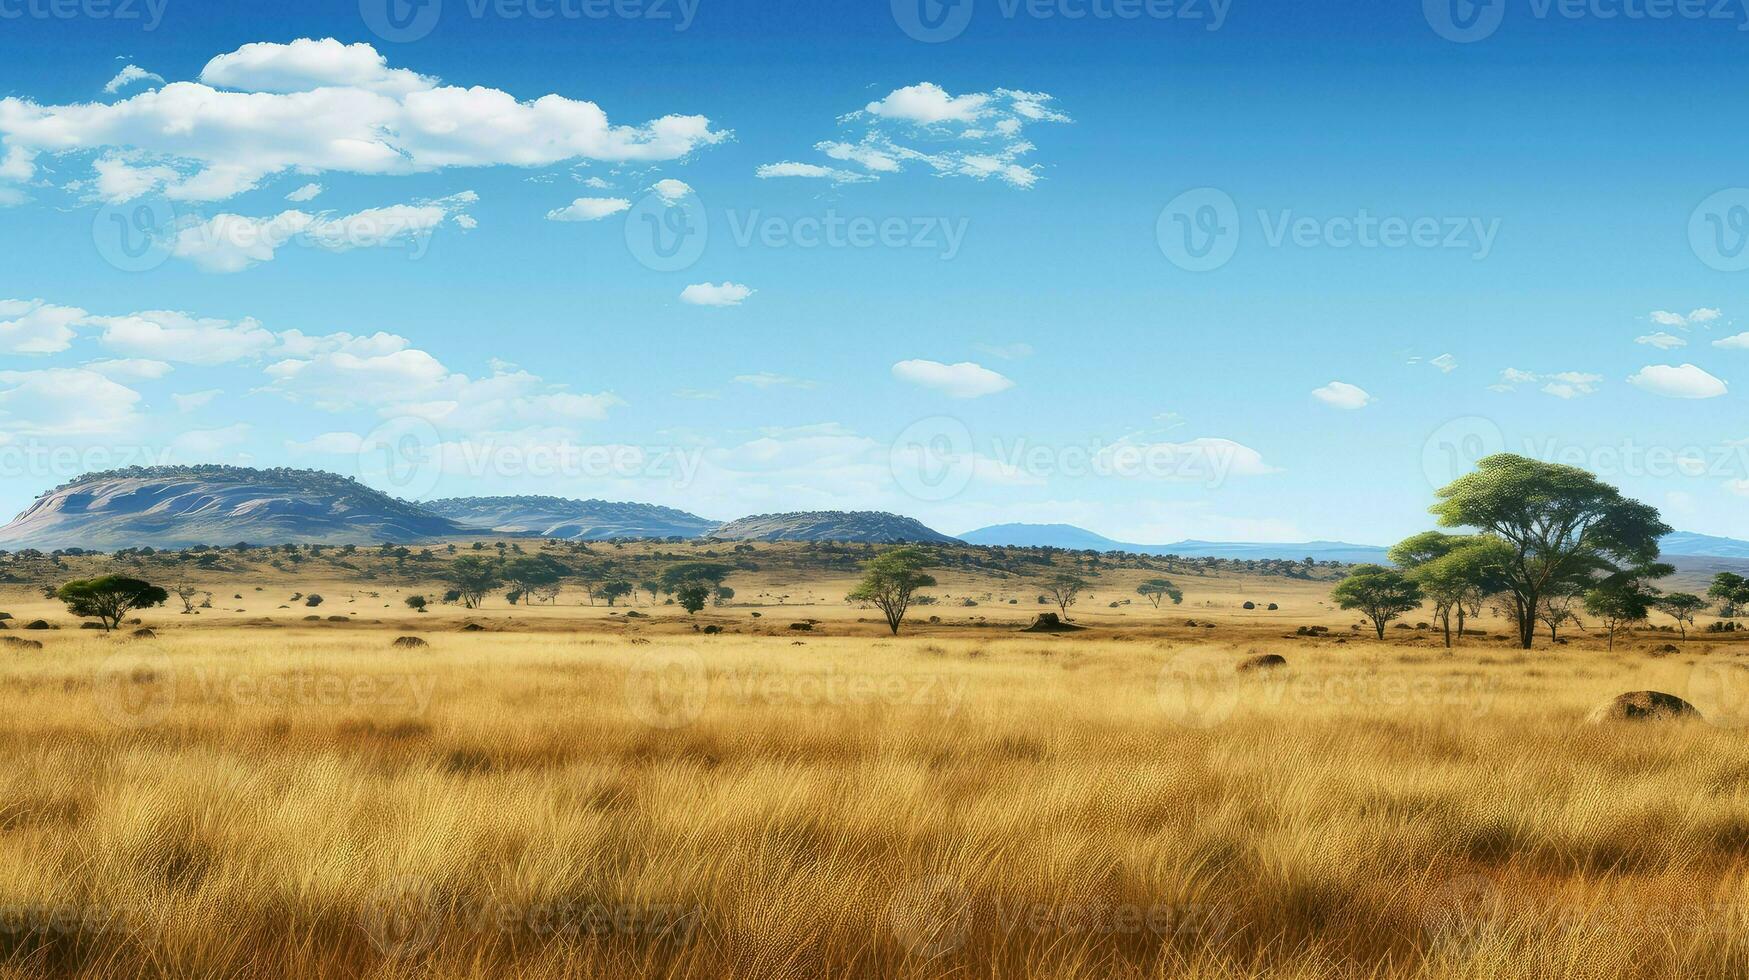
1388,532,1510,647
444,556,503,609
170,582,203,615
1044,574,1087,619
600,581,634,607
1708,572,1749,623
1430,454,1670,649
847,546,937,636
1657,592,1708,642
1332,564,1423,639
503,557,562,606
1136,578,1183,609
56,576,169,631
1584,579,1656,651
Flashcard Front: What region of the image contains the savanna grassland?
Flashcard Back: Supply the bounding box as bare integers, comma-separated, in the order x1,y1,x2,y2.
0,542,1747,978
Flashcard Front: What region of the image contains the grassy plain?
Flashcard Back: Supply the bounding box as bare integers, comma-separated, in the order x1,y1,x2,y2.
0,547,1745,978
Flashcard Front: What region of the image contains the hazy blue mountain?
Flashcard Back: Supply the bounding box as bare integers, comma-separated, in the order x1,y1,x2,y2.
1659,531,1749,559
711,511,961,544
0,466,467,550
425,496,717,540
959,523,1388,562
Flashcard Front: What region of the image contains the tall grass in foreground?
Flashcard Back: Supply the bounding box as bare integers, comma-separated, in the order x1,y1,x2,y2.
0,628,1743,978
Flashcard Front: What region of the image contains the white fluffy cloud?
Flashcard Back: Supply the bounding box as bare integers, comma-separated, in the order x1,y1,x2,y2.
84,358,173,380
1628,363,1728,399
85,310,277,364
0,299,86,354
1311,381,1372,409
0,38,728,203
759,83,1070,189
1650,307,1721,329
0,368,142,435
172,389,222,413
545,197,630,221
1712,333,1749,350
1638,332,1687,350
103,65,164,94
285,182,322,202
171,192,477,272
680,282,753,307
1491,368,1601,398
892,359,1014,399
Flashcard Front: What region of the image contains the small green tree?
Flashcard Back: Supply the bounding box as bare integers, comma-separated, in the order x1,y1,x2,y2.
600,581,634,607
1136,578,1183,609
1708,572,1749,622
503,557,562,606
675,583,711,615
56,576,169,631
1585,581,1655,651
405,595,428,613
1656,592,1708,643
1331,564,1423,640
444,556,503,609
847,546,937,636
639,579,663,604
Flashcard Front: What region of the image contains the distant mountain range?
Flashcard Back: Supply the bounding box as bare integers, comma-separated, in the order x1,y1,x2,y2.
6,467,1749,560
959,523,1390,563
0,466,468,550
424,496,718,540
710,511,961,544
959,522,1749,564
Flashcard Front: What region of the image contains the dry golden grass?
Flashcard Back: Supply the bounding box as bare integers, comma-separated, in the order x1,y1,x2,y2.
0,604,1747,978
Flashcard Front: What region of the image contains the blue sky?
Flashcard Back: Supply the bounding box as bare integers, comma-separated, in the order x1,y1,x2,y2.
1,0,1748,544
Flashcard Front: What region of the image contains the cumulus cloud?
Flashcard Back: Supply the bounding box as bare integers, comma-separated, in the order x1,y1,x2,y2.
1649,307,1723,330
0,299,86,354
85,310,277,364
172,389,222,413
544,197,629,221
1491,367,1601,398
651,178,693,201
84,358,173,380
0,38,728,203
892,359,1014,399
0,368,142,435
680,282,753,307
1637,332,1687,351
1311,381,1372,409
758,83,1069,190
1627,363,1728,399
1713,333,1749,350
170,192,477,272
103,64,164,94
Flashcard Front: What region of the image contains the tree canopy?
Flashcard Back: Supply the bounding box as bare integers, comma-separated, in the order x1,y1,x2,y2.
847,546,938,636
56,576,169,630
